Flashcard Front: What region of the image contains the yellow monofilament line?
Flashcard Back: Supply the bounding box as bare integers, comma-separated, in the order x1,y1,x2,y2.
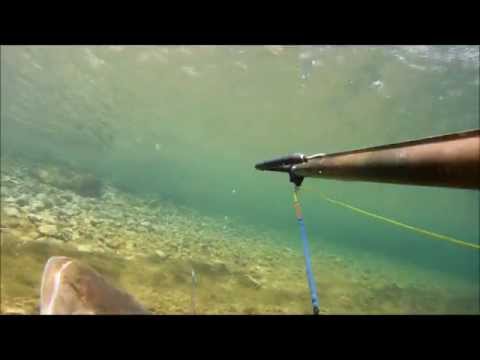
302,187,480,250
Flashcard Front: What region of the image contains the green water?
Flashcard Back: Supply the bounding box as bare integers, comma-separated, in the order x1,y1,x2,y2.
1,45,479,314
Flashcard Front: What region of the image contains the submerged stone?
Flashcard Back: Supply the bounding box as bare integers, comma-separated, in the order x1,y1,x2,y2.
155,249,168,259
241,274,263,289
16,197,29,207
77,244,94,253
19,231,40,242
36,236,64,246
4,206,20,217
37,224,58,237
2,306,29,315
30,200,46,212
104,238,124,250
32,165,103,198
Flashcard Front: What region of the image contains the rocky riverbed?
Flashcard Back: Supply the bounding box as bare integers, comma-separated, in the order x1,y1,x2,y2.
1,157,478,314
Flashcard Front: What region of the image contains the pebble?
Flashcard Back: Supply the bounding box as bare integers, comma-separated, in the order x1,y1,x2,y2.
60,193,73,201
125,241,136,251
77,244,94,253
36,236,63,246
35,193,47,201
3,217,21,228
19,231,40,242
37,224,58,237
30,200,46,212
251,265,266,275
16,197,29,207
4,207,20,217
242,274,263,289
44,213,58,224
155,249,168,259
140,221,152,229
104,238,124,250
89,218,101,226
59,229,73,241
70,231,80,241
2,306,29,315
27,213,43,223
59,208,75,217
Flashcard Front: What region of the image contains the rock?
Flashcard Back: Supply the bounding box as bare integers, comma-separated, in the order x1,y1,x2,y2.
251,265,266,275
3,216,21,228
58,229,73,242
43,198,54,209
332,256,343,264
35,193,47,201
7,228,24,238
77,244,94,253
16,196,29,207
70,231,80,241
241,274,263,289
89,218,101,226
4,206,20,217
60,193,73,202
19,231,40,242
104,238,124,250
125,241,136,251
30,200,46,212
4,196,16,203
243,306,258,314
2,175,20,185
36,237,64,246
37,224,58,237
32,165,103,198
59,208,77,217
155,250,168,259
27,213,43,223
360,272,370,280
212,259,230,273
43,213,57,224
52,196,65,206
2,306,29,315
109,210,122,220
140,221,151,228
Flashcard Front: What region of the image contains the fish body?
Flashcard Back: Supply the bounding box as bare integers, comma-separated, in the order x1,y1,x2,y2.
40,256,149,315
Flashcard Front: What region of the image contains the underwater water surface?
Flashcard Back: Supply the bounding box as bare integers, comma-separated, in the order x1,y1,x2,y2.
1,45,479,314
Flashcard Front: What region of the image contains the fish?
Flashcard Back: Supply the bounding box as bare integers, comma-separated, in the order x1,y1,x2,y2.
40,256,150,315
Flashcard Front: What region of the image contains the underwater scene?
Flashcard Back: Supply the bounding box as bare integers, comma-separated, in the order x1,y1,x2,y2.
1,45,479,314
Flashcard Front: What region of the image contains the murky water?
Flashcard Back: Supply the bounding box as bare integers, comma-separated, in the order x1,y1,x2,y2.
1,45,479,314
